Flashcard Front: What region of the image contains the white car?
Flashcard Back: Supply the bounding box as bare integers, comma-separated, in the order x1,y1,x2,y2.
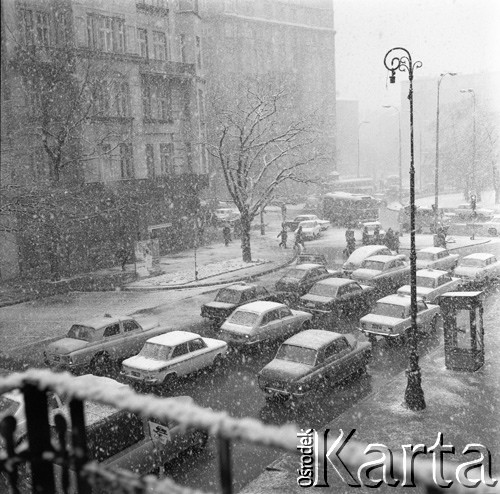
416,247,459,271
397,269,461,303
294,214,330,231
214,208,240,223
295,220,321,240
360,221,386,241
454,253,500,283
343,245,393,275
219,301,312,347
121,331,227,386
359,294,441,341
483,214,500,236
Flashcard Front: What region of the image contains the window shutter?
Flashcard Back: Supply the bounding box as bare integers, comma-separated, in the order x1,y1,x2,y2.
75,16,87,47
126,25,137,54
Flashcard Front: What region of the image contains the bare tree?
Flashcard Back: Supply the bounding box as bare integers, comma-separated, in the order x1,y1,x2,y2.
207,76,322,262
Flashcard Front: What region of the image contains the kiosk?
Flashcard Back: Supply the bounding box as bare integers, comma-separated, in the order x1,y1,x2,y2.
440,291,485,371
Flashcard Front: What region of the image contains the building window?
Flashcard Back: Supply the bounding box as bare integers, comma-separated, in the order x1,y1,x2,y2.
87,15,126,53
114,81,129,117
152,31,167,60
55,10,70,45
141,78,172,122
20,9,35,45
160,142,173,175
178,34,186,63
145,144,155,178
185,142,193,172
99,144,112,181
35,11,51,46
138,28,148,58
119,144,134,179
20,9,52,46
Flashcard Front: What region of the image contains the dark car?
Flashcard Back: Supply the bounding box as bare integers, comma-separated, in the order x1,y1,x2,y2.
258,329,372,400
298,278,374,320
275,264,342,301
201,283,277,325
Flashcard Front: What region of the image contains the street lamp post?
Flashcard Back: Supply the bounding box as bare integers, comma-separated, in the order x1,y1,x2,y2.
434,72,457,230
460,88,476,199
383,47,425,411
357,120,370,178
382,105,402,203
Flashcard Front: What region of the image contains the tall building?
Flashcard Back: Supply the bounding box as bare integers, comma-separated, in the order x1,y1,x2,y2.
199,0,336,198
0,0,208,280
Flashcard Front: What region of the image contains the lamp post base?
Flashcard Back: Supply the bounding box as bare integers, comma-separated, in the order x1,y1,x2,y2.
403,369,426,411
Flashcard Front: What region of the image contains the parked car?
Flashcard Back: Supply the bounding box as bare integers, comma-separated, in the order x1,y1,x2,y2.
351,254,410,291
342,245,393,276
296,253,328,266
483,214,500,236
359,221,386,242
44,315,169,375
200,283,277,325
214,208,240,224
285,214,328,231
257,329,372,400
218,301,312,347
359,294,441,342
454,253,500,283
295,220,321,240
121,331,227,387
298,278,375,320
275,263,342,299
416,247,459,271
397,269,462,303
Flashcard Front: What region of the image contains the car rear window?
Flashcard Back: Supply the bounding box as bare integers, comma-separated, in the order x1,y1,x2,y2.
67,325,93,341
282,269,307,280
373,303,408,319
139,342,171,360
215,288,242,304
275,344,317,366
361,260,385,271
416,277,436,288
228,310,259,326
309,283,338,297
460,258,486,267
418,252,436,261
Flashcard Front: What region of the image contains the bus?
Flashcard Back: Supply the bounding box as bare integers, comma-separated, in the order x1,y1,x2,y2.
322,192,379,226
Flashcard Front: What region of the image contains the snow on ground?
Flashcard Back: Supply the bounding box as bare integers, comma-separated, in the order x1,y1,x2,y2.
140,258,269,286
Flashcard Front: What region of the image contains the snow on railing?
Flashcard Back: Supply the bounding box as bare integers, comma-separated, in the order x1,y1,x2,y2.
2,369,498,494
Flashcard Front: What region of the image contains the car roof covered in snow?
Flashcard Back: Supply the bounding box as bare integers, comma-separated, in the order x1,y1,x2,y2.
73,315,133,330
289,263,323,271
223,283,259,292
363,255,398,263
147,330,201,346
462,253,495,261
344,245,391,265
418,247,447,254
377,294,412,306
235,301,283,313
416,268,449,279
314,277,356,287
283,330,343,350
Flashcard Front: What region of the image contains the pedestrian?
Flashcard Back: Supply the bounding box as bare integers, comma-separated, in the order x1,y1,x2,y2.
294,225,305,253
362,226,370,246
116,247,130,271
277,224,288,248
373,225,382,245
222,224,231,247
393,231,400,253
345,228,356,257
385,227,395,250
437,227,447,249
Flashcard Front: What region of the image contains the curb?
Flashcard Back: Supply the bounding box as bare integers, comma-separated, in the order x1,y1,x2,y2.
123,252,297,291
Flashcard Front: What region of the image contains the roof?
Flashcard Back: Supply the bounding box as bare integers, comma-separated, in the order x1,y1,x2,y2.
419,247,446,254
284,330,342,350
314,277,355,287
377,294,412,306
73,315,131,330
236,301,283,313
463,253,495,261
345,245,391,264
416,268,449,279
223,283,257,292
147,330,200,346
291,263,323,270
364,255,397,262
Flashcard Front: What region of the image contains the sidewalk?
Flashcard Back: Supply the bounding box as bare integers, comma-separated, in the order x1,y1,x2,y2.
241,293,500,494
125,230,295,290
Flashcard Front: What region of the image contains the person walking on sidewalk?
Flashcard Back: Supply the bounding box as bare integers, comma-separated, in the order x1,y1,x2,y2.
222,223,232,247
277,224,288,248
294,225,305,254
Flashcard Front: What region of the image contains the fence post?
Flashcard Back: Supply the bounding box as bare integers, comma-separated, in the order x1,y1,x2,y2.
217,435,233,494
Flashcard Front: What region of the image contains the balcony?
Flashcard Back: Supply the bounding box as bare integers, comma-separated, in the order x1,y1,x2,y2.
0,369,459,494
139,59,196,79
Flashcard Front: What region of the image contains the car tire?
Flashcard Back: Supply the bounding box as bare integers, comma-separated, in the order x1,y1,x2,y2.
213,354,225,369
301,320,311,331
90,353,112,376
162,373,177,390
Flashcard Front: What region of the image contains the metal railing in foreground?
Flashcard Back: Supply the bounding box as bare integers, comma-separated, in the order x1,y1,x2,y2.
0,369,497,494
